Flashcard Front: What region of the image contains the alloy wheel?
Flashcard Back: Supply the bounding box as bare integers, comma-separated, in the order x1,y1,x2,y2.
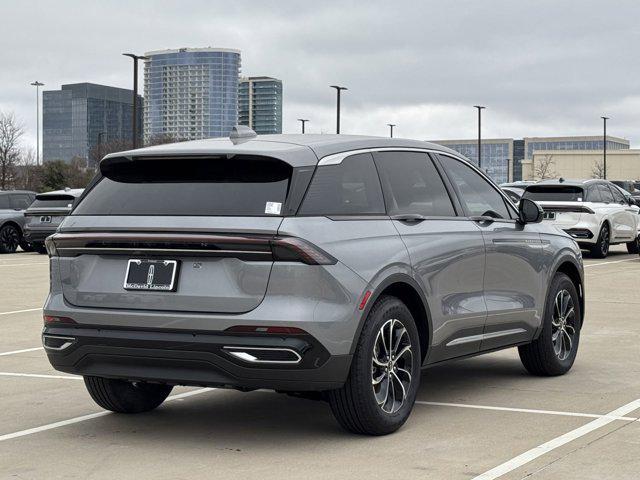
551,289,576,361
0,226,19,253
600,226,609,256
371,318,413,414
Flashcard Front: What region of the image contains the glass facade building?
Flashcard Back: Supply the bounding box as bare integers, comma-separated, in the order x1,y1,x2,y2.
42,83,142,165
238,77,283,134
432,139,513,184
432,136,630,182
143,48,241,142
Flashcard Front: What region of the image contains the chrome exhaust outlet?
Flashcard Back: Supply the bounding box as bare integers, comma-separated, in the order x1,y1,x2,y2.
42,334,76,351
222,346,302,365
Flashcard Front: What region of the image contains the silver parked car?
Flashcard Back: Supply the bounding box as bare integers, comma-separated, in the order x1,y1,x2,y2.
42,131,584,435
0,190,36,253
24,188,84,254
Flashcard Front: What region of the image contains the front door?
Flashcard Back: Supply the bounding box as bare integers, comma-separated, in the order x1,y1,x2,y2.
435,154,544,350
373,151,487,364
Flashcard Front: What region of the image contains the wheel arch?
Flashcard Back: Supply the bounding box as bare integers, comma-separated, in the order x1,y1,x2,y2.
351,274,432,363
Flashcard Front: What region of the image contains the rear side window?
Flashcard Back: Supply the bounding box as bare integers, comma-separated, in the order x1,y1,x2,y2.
374,151,455,216
438,155,512,219
9,194,32,210
0,195,9,209
299,153,385,215
597,184,614,203
585,185,602,203
74,156,292,216
523,186,584,202
609,185,626,203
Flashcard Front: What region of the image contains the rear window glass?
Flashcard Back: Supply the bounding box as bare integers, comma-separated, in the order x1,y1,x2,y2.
73,156,292,216
299,153,385,216
523,186,584,202
30,196,76,209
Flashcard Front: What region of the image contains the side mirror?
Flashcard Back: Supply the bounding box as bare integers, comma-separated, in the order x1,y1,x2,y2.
519,198,543,224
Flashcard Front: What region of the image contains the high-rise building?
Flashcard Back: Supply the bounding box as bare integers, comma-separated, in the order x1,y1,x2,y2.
432,135,630,183
238,76,283,134
143,47,241,142
42,83,142,164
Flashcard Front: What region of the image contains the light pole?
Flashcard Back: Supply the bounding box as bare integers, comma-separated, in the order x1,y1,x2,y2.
330,85,347,134
601,116,609,179
297,119,309,134
387,124,396,138
30,81,44,165
122,53,148,149
474,105,485,169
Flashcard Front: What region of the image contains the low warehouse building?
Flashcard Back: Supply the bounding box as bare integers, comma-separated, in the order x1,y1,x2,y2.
522,150,640,181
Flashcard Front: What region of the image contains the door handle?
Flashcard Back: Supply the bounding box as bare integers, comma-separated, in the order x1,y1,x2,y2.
392,214,426,223
470,215,495,224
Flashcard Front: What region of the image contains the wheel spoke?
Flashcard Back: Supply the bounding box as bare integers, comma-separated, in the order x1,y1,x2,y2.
372,370,386,386
391,371,406,411
396,367,412,383
375,375,390,407
392,326,407,356
564,306,575,320
395,345,412,361
563,329,573,355
564,324,575,336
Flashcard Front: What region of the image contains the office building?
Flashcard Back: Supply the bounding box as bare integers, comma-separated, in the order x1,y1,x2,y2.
524,149,640,181
143,47,241,142
238,76,283,134
432,135,630,183
43,83,142,164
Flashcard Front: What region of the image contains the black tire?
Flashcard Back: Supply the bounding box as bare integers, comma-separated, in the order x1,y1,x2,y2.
589,223,609,258
519,273,581,376
84,376,173,413
33,242,47,254
0,224,20,254
626,236,640,254
19,239,34,252
327,296,421,435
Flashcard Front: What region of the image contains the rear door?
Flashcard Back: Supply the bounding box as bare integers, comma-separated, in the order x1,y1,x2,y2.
373,151,487,363
607,184,637,242
56,156,297,314
436,154,544,350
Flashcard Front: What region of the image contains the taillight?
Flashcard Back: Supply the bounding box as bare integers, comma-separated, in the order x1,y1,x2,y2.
43,315,76,325
270,237,337,265
44,236,57,256
225,325,308,335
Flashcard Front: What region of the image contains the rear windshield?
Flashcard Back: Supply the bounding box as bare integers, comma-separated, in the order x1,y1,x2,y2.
73,157,292,216
522,186,584,202
30,196,76,209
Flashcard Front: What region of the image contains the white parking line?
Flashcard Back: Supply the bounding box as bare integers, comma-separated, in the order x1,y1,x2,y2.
471,398,640,480
0,372,81,380
0,387,214,443
0,307,42,316
0,347,44,357
584,258,638,268
416,401,638,421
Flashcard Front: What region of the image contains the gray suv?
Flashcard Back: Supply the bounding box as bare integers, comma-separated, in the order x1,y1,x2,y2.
0,190,36,253
43,132,584,435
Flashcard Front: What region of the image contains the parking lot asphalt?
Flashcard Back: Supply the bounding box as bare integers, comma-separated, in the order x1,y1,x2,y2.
0,248,638,479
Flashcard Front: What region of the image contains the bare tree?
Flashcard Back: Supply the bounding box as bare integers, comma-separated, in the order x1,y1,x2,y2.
14,147,43,191
534,154,557,180
0,111,24,189
591,159,605,179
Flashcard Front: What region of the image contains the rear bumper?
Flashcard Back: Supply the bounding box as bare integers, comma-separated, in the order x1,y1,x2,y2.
25,226,57,243
42,325,352,391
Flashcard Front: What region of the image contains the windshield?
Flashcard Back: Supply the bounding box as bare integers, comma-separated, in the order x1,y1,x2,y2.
522,186,584,202
74,156,292,216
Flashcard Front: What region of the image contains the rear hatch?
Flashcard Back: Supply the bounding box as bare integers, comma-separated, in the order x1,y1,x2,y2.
522,185,587,227
25,194,76,230
54,155,308,314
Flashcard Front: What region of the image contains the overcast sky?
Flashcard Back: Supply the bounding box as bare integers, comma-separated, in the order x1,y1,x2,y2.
2,0,640,150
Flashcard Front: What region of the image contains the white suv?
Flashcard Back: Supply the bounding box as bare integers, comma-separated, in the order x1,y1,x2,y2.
522,179,640,258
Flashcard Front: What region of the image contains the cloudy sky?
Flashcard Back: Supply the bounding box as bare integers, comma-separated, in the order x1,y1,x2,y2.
2,0,640,150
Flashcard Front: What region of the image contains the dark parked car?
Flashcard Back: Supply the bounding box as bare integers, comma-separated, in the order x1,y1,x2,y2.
0,190,36,253
24,188,84,253
43,130,584,435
